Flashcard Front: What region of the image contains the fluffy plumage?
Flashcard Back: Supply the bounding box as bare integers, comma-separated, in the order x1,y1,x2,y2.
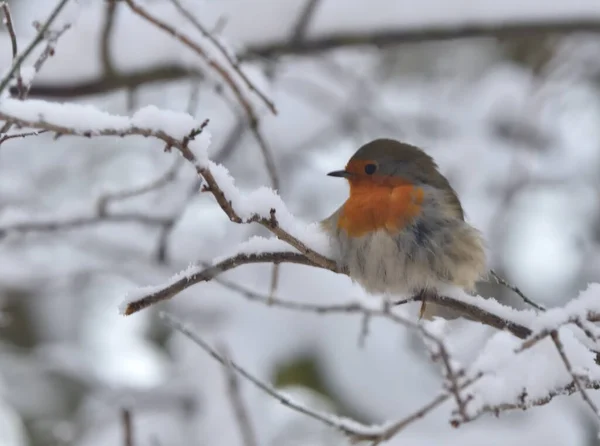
321,139,487,319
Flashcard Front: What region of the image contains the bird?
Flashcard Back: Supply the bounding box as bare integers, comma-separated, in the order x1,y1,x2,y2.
320,138,487,320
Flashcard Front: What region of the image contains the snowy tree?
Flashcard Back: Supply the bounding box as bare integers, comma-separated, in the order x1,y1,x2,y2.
2,1,600,445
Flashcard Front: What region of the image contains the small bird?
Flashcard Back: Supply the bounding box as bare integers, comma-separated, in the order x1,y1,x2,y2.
321,138,487,319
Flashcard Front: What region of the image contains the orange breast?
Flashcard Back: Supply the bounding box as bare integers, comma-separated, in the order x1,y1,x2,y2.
337,184,424,237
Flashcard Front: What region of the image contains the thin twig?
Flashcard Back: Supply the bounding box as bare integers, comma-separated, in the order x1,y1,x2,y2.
27,65,196,98
1,17,70,134
123,0,280,190
0,129,49,144
0,2,22,96
0,212,172,238
154,79,203,262
490,269,546,312
551,330,600,418
1,2,18,60
155,176,200,263
97,158,183,215
453,377,600,426
219,344,259,446
267,263,280,304
165,309,453,445
0,108,326,269
244,19,600,59
357,312,371,348
289,0,321,43
167,0,276,114
161,312,372,438
121,408,133,446
0,0,71,94
123,252,317,315
101,0,118,76
22,23,71,98
212,116,246,163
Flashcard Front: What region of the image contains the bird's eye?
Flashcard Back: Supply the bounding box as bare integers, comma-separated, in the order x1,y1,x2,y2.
364,164,377,175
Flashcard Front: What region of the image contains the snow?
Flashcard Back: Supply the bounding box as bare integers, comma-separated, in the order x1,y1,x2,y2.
213,236,298,264
0,98,130,131
130,105,198,138
0,99,213,164
205,160,334,254
118,262,203,315
4,1,600,446
18,65,36,87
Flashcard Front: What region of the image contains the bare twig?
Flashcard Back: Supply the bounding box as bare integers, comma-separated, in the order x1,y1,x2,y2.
1,2,22,96
28,65,196,98
167,0,276,114
26,23,71,86
432,343,469,426
154,79,203,262
0,212,172,238
212,116,246,163
0,0,71,94
267,263,280,304
162,309,465,445
289,0,322,44
1,14,70,134
1,2,18,60
123,252,317,314
357,312,371,348
219,344,259,446
551,330,600,418
121,408,133,446
453,377,600,426
123,0,280,190
97,158,183,215
0,129,49,144
101,0,118,76
161,312,372,438
121,249,534,339
155,176,200,263
153,259,600,444
0,107,325,267
21,17,600,100
490,269,546,312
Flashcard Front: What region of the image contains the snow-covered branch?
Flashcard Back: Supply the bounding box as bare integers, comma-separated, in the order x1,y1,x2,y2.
4,2,600,441
122,0,280,190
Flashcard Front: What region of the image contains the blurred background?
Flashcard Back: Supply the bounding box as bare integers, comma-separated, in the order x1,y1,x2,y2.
1,0,600,444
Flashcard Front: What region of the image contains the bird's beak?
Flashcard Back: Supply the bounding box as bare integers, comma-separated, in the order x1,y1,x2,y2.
327,170,352,178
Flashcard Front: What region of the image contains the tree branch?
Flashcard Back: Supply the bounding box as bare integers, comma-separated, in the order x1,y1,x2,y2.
0,2,21,96
161,312,373,438
27,17,600,100
100,0,118,77
244,19,600,59
0,0,71,94
167,0,276,114
27,65,196,98
123,0,280,190
219,343,259,446
121,252,316,315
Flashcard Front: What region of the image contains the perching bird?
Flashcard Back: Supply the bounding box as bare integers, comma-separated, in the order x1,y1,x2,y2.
320,138,487,319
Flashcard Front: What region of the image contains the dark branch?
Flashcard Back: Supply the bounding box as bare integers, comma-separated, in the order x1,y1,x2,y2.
245,19,600,59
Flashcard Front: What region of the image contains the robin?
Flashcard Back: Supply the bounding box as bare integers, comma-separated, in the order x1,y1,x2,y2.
321,138,487,319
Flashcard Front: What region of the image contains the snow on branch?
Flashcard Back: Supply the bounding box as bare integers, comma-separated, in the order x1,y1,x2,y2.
3,96,600,442
0,0,71,95
161,287,600,444
122,0,280,189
